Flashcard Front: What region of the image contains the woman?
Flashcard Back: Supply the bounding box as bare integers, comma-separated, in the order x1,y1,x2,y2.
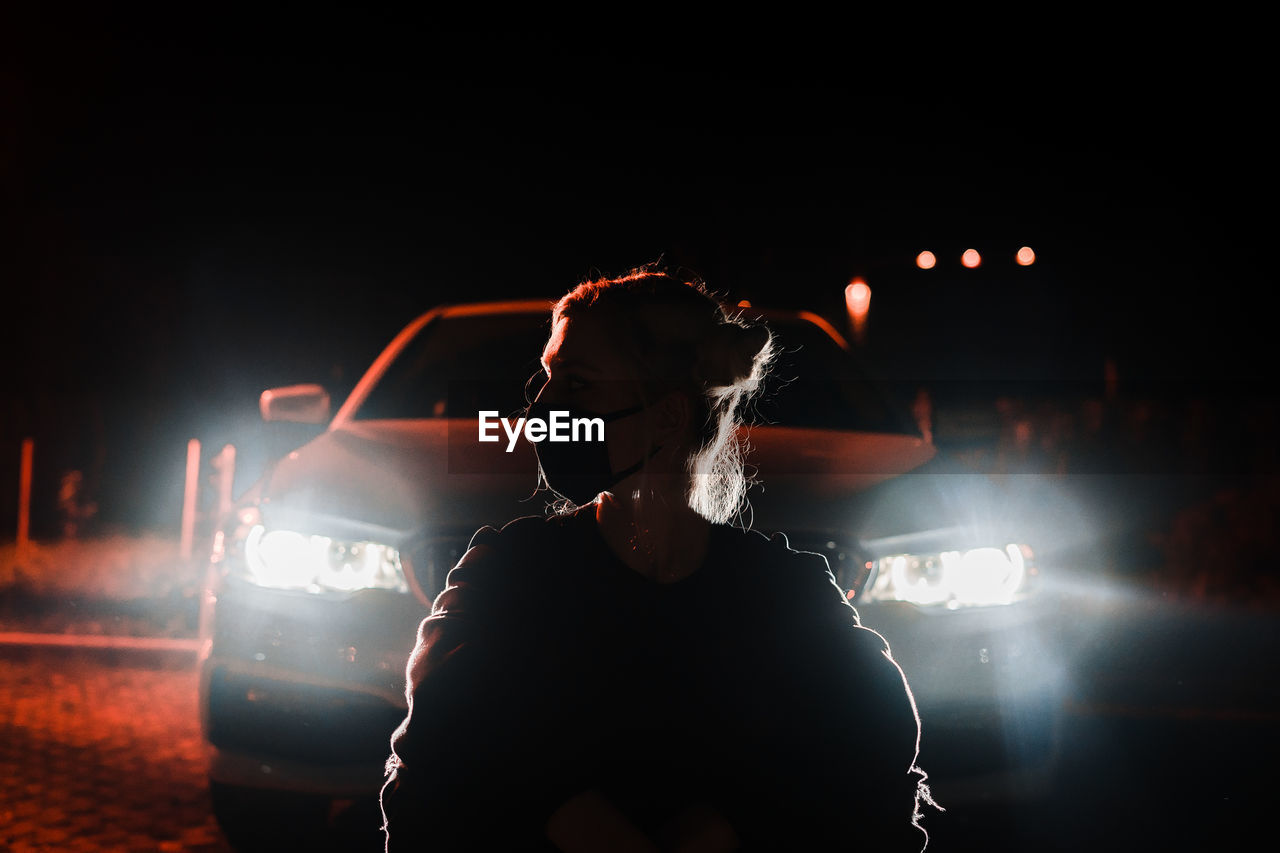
382,267,937,851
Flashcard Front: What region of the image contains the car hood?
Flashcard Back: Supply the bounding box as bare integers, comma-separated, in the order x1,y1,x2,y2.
256,419,935,542
257,419,546,542
741,430,1096,563
848,454,1103,565
735,425,936,532
256,420,1094,575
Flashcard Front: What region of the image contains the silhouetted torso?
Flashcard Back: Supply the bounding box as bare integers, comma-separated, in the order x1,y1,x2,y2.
383,505,926,852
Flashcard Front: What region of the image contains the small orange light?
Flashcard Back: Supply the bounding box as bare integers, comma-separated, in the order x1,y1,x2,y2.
1016,246,1036,266
845,279,871,315
962,249,982,268
846,278,871,344
737,299,752,307
916,250,936,270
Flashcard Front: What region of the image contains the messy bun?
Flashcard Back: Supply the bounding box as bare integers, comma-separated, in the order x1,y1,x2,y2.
548,264,775,525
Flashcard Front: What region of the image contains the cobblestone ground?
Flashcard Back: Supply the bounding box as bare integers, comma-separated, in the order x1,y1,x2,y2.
0,647,232,852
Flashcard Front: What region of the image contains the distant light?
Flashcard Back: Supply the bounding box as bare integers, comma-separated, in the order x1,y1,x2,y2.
846,278,871,345
916,250,937,270
737,299,752,307
962,249,982,268
1016,246,1036,266
845,279,871,315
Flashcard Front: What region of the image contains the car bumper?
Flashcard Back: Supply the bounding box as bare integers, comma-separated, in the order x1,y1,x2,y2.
199,579,1071,800
198,578,427,796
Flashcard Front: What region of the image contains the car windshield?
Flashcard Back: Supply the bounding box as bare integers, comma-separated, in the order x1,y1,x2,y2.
351,310,915,435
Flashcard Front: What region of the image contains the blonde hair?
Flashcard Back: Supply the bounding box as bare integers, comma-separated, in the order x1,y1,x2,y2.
547,264,775,525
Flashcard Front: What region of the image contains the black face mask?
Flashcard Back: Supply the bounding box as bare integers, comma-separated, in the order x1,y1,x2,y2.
526,397,664,505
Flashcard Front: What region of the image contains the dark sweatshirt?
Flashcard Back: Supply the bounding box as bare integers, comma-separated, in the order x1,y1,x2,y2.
382,504,932,851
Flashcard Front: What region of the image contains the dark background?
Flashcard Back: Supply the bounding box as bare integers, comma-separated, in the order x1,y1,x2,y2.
1,11,1273,533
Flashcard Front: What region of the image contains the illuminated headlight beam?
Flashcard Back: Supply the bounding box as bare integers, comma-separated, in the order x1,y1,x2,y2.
242,524,409,594
867,544,1032,608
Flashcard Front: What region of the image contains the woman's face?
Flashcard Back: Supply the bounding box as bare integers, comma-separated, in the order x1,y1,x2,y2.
538,313,642,411
535,312,689,485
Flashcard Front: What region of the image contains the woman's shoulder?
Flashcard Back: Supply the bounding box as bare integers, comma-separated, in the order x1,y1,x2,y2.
474,505,593,558
439,507,593,596
716,525,841,591
715,524,890,638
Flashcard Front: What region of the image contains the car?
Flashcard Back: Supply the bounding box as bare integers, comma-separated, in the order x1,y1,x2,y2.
197,297,1084,843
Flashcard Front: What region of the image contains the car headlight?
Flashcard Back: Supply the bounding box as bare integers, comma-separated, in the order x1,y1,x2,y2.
241,524,408,593
213,508,409,594
863,544,1034,608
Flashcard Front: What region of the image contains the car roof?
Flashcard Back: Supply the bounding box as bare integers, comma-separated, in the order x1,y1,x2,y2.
426,298,853,351
332,298,855,426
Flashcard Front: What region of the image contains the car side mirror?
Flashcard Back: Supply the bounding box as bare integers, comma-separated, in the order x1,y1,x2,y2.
259,384,331,425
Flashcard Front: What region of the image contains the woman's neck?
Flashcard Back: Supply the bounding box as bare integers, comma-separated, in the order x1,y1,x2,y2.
595,490,710,584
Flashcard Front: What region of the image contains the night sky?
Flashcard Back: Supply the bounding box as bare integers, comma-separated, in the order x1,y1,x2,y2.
3,13,1273,526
